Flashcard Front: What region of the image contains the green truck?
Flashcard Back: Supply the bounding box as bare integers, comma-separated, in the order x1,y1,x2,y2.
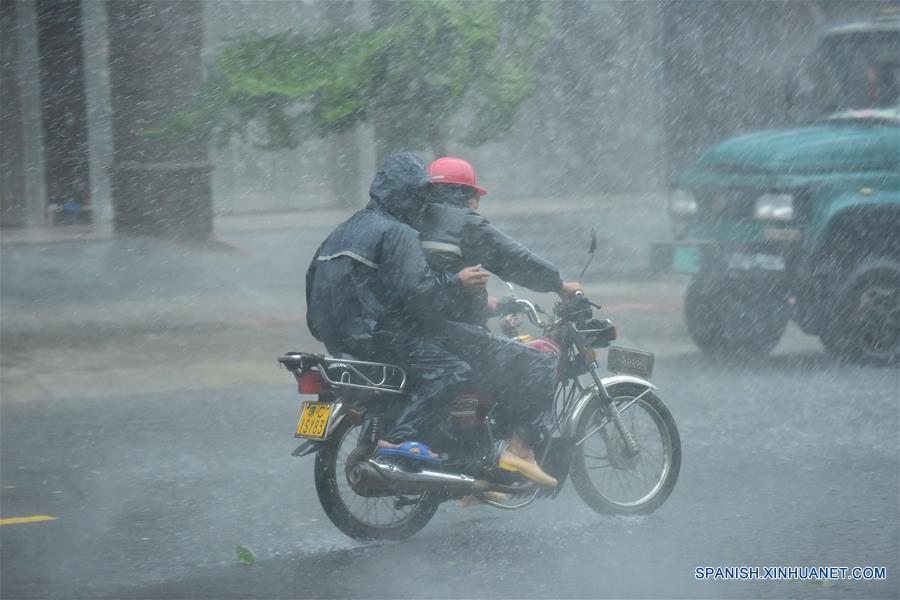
665,15,899,365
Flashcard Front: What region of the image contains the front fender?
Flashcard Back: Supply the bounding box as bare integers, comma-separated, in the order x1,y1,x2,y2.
813,191,900,253
563,376,657,438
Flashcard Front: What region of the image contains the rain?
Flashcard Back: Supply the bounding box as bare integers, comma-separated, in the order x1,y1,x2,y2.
1,1,898,598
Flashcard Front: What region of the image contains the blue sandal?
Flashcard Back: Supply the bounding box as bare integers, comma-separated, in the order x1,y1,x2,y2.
376,442,443,464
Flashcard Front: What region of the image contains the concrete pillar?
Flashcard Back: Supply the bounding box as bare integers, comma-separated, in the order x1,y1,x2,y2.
35,0,92,223
1,0,48,227
324,0,365,207
0,0,26,227
369,0,400,165
105,0,213,240
80,0,114,224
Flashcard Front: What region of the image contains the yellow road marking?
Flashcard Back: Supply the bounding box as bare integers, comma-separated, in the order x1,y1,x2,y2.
0,515,57,526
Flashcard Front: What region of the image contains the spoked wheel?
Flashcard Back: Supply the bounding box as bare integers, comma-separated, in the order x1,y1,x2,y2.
314,420,440,541
571,383,681,515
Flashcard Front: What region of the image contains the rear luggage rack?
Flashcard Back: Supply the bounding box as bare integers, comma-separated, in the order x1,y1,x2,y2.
278,352,407,394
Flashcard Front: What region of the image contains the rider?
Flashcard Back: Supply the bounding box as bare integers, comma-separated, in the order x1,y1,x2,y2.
418,156,578,326
383,157,582,486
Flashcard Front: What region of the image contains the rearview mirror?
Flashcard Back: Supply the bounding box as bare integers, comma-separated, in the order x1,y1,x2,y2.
579,228,598,282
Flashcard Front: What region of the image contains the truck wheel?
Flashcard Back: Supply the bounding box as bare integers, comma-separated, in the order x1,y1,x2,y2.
685,276,788,357
821,256,899,367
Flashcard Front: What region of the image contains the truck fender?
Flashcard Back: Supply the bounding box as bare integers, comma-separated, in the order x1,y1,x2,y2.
814,193,900,256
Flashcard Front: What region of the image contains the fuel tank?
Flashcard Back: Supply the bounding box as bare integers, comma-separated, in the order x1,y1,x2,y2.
520,335,563,377
521,336,561,357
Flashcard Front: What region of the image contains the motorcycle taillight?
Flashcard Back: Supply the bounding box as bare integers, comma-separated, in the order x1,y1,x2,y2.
298,370,325,395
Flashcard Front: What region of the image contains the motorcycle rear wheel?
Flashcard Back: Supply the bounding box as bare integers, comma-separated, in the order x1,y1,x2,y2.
570,383,680,515
314,419,440,541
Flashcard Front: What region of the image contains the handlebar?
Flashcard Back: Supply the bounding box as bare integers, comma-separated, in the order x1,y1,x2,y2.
498,297,545,328
516,298,545,328
499,290,600,330
573,290,602,310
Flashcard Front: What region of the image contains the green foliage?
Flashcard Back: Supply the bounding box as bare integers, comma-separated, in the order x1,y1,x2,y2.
236,545,255,566
154,0,557,153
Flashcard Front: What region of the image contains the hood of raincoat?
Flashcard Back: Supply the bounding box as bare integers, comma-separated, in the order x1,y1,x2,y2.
368,152,433,224
306,152,463,358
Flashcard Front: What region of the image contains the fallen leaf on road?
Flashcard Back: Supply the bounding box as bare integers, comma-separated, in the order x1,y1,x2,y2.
236,545,255,566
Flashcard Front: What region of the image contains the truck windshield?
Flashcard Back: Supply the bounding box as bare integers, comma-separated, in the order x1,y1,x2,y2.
813,30,900,114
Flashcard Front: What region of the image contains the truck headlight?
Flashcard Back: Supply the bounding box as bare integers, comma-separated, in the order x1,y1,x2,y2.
669,190,698,216
754,193,794,221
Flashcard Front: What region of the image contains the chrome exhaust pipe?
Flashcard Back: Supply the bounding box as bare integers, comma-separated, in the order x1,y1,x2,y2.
348,458,477,496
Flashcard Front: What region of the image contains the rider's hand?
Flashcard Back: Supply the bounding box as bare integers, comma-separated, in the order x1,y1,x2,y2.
558,281,583,298
486,296,500,316
458,265,490,291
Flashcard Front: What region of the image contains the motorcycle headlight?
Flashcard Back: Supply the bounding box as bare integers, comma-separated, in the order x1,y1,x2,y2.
754,193,794,221
669,189,698,216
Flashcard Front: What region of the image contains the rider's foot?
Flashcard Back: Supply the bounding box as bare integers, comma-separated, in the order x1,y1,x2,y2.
376,439,441,461
457,491,510,508
507,434,536,462
498,450,558,487
495,435,558,487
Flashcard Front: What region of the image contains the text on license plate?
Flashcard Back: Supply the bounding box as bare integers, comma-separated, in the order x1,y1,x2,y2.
607,346,655,379
295,401,332,439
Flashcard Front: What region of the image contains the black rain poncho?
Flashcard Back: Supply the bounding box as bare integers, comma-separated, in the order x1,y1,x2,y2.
385,193,562,446
306,152,464,359
415,201,563,326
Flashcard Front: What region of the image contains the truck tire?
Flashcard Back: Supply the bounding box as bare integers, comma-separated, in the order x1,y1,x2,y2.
685,276,788,357
820,256,899,367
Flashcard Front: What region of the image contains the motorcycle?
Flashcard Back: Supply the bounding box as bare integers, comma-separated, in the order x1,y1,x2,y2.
280,241,681,541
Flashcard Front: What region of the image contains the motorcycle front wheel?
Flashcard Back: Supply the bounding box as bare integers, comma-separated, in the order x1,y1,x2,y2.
314,419,440,541
570,383,681,515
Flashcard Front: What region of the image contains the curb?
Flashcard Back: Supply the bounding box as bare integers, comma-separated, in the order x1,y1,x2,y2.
0,194,664,247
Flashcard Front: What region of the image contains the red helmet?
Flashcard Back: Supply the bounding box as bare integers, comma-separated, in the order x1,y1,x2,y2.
427,157,487,197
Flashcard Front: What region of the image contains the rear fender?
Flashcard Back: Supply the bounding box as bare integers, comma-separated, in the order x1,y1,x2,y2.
563,376,657,438
291,441,323,456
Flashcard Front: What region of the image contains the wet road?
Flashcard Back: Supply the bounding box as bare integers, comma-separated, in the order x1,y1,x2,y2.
2,203,898,598
2,350,897,598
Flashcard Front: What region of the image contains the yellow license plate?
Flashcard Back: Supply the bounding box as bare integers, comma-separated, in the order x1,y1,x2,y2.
295,401,333,439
